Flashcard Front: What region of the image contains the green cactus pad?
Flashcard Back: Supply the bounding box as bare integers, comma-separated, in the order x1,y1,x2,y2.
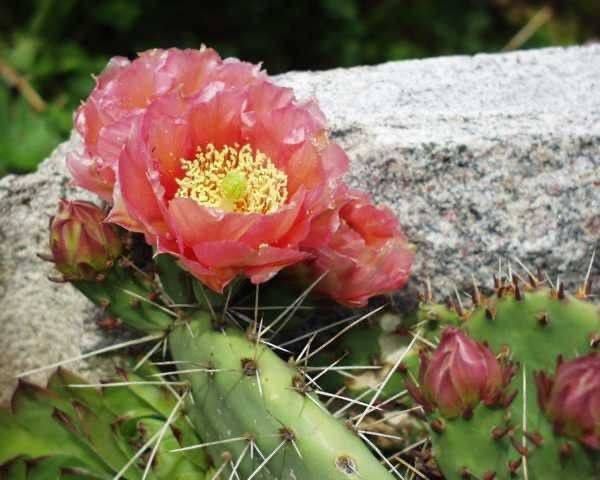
74,266,174,333
417,282,600,480
0,366,208,480
168,314,396,479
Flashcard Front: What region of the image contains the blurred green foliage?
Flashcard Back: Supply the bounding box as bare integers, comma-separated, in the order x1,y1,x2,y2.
1,0,599,176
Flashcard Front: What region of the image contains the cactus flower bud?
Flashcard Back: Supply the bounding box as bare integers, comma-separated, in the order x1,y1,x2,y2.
408,327,509,418
536,353,600,449
50,200,122,280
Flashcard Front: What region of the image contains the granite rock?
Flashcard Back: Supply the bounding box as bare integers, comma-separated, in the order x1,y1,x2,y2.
1,45,599,404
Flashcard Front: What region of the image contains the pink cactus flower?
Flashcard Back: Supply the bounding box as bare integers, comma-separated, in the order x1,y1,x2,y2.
69,48,351,291
302,191,413,307
536,354,600,449
50,200,122,280
408,328,510,418
68,48,262,201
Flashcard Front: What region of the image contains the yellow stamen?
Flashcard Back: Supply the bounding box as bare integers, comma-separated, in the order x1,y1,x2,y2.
175,143,288,214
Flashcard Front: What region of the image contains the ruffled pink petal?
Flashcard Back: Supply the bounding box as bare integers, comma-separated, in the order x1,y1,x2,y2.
117,124,167,235
192,240,256,268
303,196,414,306
189,89,246,149
320,142,350,179
239,190,306,248
96,114,138,166
95,56,131,89
66,151,115,201
247,81,294,113
191,242,309,284
74,99,102,152
161,48,221,97
179,257,232,292
142,94,194,198
285,141,324,196
110,54,162,109
300,208,341,250
105,184,145,233
244,247,311,284
168,198,260,248
243,102,323,163
341,200,400,243
213,59,266,88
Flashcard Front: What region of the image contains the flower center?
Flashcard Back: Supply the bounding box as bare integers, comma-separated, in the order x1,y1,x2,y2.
175,143,288,214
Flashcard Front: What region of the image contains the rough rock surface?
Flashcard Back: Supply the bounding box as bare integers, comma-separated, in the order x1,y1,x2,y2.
1,45,599,404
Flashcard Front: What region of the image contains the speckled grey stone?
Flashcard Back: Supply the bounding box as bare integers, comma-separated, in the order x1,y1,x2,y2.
1,45,599,404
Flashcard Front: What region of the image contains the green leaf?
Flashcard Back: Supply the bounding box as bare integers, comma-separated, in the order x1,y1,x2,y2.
0,87,61,175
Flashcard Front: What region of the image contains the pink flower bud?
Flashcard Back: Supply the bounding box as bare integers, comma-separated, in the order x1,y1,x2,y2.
408,328,509,418
536,354,600,449
50,200,122,280
302,191,414,307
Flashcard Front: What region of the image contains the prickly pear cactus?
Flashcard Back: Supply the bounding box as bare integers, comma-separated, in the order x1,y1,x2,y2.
10,200,400,480
409,274,600,480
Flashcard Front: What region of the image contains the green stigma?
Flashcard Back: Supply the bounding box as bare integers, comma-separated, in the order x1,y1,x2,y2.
220,170,248,203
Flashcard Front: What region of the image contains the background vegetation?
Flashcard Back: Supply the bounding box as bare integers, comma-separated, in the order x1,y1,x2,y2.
1,0,598,176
